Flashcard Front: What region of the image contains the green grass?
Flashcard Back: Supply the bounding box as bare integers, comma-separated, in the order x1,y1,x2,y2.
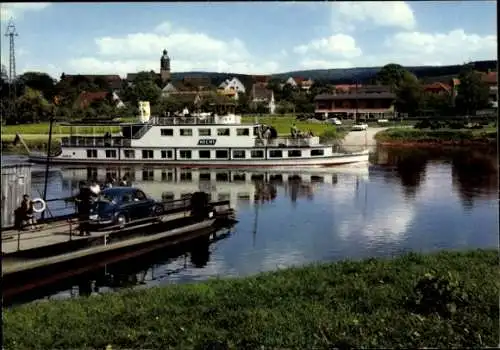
375,127,497,144
1,123,121,135
3,249,498,349
2,115,343,140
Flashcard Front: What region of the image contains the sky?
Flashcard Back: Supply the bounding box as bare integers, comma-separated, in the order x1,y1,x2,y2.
0,1,497,80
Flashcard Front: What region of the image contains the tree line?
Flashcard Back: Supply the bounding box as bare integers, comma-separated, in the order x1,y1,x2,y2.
0,62,493,125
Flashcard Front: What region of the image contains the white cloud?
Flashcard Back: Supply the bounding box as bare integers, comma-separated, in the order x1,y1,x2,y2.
0,3,51,23
293,34,362,58
331,1,416,32
299,59,354,70
65,21,281,77
384,29,497,65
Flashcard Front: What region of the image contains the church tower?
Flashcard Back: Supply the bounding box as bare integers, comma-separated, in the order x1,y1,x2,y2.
160,49,171,83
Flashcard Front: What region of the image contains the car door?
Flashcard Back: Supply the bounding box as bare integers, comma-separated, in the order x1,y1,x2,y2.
120,192,134,221
131,189,151,221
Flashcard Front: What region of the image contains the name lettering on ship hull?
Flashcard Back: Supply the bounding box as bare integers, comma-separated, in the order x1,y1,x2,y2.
198,139,217,145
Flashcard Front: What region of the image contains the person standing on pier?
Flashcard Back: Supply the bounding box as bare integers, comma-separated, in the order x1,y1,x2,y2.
75,182,96,236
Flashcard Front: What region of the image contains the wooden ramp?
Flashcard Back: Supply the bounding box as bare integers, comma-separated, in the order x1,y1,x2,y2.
2,210,190,255
2,219,217,275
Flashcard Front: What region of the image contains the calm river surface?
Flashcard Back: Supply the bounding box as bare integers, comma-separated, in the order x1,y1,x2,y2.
2,146,498,304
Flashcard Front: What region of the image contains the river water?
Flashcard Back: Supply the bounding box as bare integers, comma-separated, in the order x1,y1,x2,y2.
2,146,498,304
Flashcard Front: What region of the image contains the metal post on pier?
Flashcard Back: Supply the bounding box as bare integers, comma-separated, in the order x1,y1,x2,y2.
41,117,55,220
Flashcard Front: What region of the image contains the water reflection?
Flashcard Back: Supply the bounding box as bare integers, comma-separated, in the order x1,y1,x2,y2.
4,227,232,306
7,147,497,305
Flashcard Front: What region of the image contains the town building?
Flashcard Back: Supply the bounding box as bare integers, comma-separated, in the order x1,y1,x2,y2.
314,85,395,119
480,70,498,108
74,91,125,109
249,84,276,114
283,76,315,91
126,49,172,86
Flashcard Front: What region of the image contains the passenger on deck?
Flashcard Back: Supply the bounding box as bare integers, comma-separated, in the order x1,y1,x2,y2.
120,175,129,187
14,194,37,231
90,180,101,195
291,124,298,138
263,127,272,140
104,174,114,188
75,182,97,236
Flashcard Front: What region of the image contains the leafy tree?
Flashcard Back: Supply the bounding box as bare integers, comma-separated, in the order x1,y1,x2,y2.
18,72,56,100
395,71,423,117
276,100,295,114
422,93,453,117
281,84,295,102
455,64,490,115
236,92,249,114
15,87,52,124
154,96,183,115
376,63,407,90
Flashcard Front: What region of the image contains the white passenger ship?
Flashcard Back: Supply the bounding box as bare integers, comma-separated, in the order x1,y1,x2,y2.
29,102,369,167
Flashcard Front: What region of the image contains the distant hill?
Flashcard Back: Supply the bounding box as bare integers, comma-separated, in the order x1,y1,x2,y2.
170,60,497,86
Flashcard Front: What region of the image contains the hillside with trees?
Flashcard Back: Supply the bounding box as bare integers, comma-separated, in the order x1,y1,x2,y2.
0,61,495,125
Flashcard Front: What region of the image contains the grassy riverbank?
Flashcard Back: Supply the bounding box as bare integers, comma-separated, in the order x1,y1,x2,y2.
1,115,334,137
375,127,497,146
3,249,498,349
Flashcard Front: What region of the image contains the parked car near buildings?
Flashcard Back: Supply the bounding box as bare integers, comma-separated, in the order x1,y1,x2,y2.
351,123,368,131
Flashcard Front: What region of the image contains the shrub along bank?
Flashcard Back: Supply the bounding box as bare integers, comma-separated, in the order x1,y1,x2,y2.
3,249,498,349
375,127,497,146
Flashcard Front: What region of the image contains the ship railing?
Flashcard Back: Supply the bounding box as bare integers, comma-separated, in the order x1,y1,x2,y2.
150,116,217,125
61,137,131,147
255,136,320,147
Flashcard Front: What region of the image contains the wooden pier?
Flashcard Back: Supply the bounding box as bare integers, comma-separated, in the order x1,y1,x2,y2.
2,198,235,276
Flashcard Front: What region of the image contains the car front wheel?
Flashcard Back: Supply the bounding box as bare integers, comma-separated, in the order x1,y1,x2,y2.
116,213,127,229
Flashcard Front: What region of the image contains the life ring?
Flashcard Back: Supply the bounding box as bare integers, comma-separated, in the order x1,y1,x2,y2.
31,198,46,213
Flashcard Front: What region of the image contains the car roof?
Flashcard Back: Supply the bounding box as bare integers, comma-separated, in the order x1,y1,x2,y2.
101,187,141,196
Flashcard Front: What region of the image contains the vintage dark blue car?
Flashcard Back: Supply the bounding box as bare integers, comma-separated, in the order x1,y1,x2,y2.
88,187,164,229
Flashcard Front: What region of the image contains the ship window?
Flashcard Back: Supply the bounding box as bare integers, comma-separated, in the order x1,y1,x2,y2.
218,193,230,201
199,150,211,159
86,149,98,158
216,172,229,181
251,150,264,158
216,150,228,159
311,176,324,183
233,173,246,182
179,150,192,159
199,173,211,180
142,150,154,159
311,149,325,156
236,128,250,136
180,129,193,136
288,150,302,157
269,150,283,158
180,172,192,181
161,171,173,182
161,150,173,159
232,150,246,159
198,128,211,136
124,150,135,159
251,174,264,181
105,150,117,158
217,128,230,136
161,128,174,136
162,192,175,201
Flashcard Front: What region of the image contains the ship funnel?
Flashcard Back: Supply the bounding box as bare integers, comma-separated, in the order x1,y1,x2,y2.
138,101,151,123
